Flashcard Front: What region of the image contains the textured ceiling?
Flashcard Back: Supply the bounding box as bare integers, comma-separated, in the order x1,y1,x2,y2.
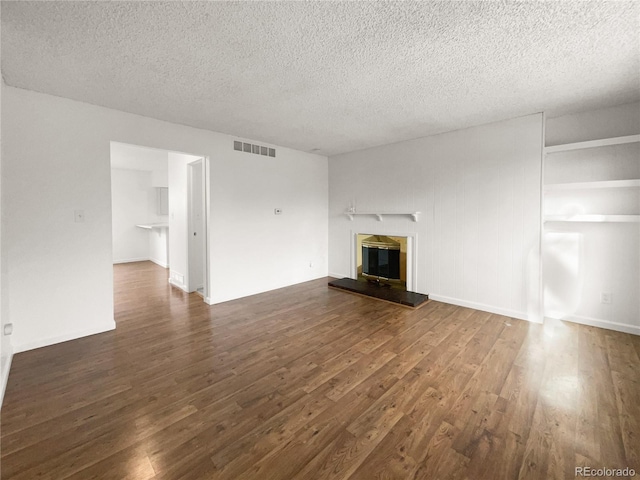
2,1,638,156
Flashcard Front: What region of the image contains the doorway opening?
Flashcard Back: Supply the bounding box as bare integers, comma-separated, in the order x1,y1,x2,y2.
110,142,210,303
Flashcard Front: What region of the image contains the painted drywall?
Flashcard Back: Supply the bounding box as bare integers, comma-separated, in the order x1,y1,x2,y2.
546,102,640,146
148,228,169,268
1,84,328,352
151,169,168,188
149,186,169,268
111,168,153,263
544,102,640,334
329,114,543,322
0,76,13,406
213,147,329,302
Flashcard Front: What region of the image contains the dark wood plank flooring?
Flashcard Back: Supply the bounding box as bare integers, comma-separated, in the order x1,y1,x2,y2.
1,261,638,479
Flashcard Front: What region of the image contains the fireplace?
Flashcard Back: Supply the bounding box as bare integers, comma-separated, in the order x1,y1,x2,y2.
332,232,425,305
356,234,407,290
362,235,401,281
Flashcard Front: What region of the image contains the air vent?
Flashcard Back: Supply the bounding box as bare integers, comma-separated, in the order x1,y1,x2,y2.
234,140,276,158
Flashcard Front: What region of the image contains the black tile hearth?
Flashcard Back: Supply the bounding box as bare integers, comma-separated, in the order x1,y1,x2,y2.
328,277,429,308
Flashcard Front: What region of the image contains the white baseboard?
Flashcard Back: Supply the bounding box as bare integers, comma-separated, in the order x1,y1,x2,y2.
13,321,117,353
1,345,14,408
549,314,640,335
428,294,541,323
113,257,149,264
150,258,169,268
168,277,189,293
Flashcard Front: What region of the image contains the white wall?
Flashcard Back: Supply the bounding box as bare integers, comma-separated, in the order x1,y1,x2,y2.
111,168,153,263
329,114,543,322
151,169,169,188
149,228,169,268
544,102,640,334
0,77,13,405
213,147,329,302
546,102,640,146
1,85,328,352
149,184,169,268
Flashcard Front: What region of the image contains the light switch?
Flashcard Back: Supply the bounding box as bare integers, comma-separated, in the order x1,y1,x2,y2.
74,210,85,223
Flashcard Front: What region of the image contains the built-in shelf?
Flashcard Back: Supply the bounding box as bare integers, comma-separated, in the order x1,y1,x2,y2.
545,134,640,154
545,179,640,191
345,211,420,222
543,135,640,228
544,214,640,223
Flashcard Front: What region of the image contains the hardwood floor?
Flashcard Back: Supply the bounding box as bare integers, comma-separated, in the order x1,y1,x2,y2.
2,261,639,479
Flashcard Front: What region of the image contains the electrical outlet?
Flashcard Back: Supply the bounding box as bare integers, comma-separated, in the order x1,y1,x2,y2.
601,292,612,304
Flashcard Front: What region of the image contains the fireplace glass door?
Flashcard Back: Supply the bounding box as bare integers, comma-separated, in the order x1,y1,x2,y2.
362,235,401,280
363,246,400,279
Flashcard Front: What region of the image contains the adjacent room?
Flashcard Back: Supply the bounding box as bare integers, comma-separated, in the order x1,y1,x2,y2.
1,2,638,479
111,142,209,298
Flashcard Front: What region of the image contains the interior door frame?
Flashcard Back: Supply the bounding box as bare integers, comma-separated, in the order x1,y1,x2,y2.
187,157,210,302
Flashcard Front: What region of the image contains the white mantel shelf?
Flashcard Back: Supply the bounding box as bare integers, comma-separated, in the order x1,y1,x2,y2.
136,223,169,230
345,211,421,222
